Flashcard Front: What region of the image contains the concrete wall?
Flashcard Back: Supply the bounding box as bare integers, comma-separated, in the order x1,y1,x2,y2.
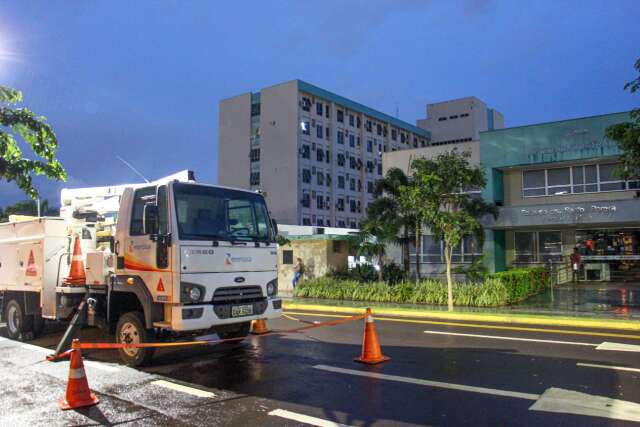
218,93,252,188
259,81,300,224
382,141,480,175
277,239,349,294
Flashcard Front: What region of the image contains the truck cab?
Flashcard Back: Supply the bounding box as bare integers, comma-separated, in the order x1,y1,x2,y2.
108,180,281,364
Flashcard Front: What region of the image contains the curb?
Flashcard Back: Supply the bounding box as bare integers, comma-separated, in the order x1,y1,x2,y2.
283,301,640,332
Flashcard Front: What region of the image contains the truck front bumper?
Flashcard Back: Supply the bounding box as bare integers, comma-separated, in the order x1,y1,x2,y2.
169,298,283,331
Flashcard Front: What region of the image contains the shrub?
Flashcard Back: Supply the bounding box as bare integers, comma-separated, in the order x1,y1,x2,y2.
381,263,406,285
294,267,548,307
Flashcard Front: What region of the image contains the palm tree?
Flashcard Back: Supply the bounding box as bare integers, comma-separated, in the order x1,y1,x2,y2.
355,216,397,282
369,168,417,275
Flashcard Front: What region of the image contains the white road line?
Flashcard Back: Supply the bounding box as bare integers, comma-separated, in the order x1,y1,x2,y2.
530,387,640,422
313,365,540,401
424,330,598,347
151,379,216,398
268,409,353,427
577,362,640,373
596,341,640,352
0,336,7,341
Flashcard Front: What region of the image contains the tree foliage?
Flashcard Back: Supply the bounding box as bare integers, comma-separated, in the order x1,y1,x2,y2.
401,149,495,311
0,85,66,199
0,199,58,222
605,58,640,181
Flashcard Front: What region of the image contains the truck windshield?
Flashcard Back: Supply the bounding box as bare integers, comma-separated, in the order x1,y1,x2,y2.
173,183,273,242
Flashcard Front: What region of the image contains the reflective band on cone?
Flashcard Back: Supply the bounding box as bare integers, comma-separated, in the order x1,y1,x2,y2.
354,308,390,365
59,339,99,410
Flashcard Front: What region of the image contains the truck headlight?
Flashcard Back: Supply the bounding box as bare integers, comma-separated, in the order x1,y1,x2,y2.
189,287,202,302
181,282,205,303
266,279,278,297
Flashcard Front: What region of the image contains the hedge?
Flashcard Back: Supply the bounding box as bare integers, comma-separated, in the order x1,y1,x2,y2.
294,267,548,307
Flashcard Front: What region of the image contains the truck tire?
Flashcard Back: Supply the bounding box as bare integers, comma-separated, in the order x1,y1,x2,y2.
217,322,251,340
4,298,33,341
115,311,155,367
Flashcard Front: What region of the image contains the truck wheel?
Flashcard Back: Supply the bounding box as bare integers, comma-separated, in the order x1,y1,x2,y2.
4,298,33,341
115,312,155,367
217,322,251,340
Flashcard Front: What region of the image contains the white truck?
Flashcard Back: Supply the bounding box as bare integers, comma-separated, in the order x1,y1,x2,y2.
0,171,282,366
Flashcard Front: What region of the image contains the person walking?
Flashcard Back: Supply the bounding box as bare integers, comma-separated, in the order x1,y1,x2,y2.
292,257,304,289
570,247,581,283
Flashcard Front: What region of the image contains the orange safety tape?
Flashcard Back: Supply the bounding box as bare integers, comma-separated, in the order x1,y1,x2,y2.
71,313,366,351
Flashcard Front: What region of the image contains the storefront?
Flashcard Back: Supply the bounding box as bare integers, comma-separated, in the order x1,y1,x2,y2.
480,111,640,281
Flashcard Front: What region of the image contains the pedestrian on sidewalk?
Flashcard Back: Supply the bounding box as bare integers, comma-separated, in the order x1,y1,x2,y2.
292,257,304,289
570,247,581,283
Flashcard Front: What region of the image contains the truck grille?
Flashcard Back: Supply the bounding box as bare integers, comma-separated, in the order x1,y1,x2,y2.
212,286,263,305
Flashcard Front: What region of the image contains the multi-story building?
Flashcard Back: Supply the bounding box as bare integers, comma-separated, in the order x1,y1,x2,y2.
218,79,431,227
417,96,504,146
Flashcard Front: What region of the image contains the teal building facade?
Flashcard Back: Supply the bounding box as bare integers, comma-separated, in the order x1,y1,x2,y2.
480,112,640,280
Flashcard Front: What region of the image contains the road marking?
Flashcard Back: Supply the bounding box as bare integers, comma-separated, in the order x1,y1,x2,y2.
285,311,640,340
424,330,598,346
269,409,353,427
596,341,640,352
314,365,640,422
0,336,7,341
577,362,640,373
529,387,640,422
151,379,216,398
313,364,540,401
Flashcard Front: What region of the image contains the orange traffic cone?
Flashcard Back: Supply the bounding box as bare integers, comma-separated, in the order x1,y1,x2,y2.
251,319,270,335
64,235,86,286
59,340,99,410
354,308,390,365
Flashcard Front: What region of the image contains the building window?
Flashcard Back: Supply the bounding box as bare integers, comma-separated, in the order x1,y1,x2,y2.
250,148,260,162
356,116,361,128
301,191,310,207
349,114,354,127
302,169,311,183
337,110,344,123
515,231,562,263
523,162,637,197
301,121,310,135
316,102,323,116
349,199,357,213
301,97,311,111
316,194,324,209
449,115,458,119
337,220,346,227
316,149,324,162
337,130,344,145
326,173,332,186
437,117,447,121
391,129,397,141
367,181,373,193
400,133,406,143
367,139,373,152
350,220,357,229
366,160,374,173
365,120,372,132
250,172,260,186
251,103,261,116
326,149,331,163
325,126,331,140
337,198,345,211
337,175,345,189
412,235,481,264
377,164,382,175
349,134,355,147
332,241,342,253
317,172,324,186
337,153,345,167
282,250,293,264
301,145,310,159
316,124,323,139
376,124,382,136
326,106,330,118
302,217,311,226
350,178,356,191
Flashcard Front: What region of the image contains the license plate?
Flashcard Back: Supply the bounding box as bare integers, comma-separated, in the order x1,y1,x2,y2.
231,304,253,317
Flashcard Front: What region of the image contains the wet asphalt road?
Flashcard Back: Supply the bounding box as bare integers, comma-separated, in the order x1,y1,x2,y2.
1,310,640,426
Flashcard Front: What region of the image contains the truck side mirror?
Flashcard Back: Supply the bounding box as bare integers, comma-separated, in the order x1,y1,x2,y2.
143,203,159,235
271,218,278,235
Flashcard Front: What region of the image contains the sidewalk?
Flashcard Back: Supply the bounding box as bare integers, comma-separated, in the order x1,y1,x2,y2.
281,281,640,332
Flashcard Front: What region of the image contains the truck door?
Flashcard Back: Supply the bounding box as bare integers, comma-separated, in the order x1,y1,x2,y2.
119,185,173,302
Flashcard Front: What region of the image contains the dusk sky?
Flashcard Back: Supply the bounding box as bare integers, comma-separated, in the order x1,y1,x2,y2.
0,0,638,206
